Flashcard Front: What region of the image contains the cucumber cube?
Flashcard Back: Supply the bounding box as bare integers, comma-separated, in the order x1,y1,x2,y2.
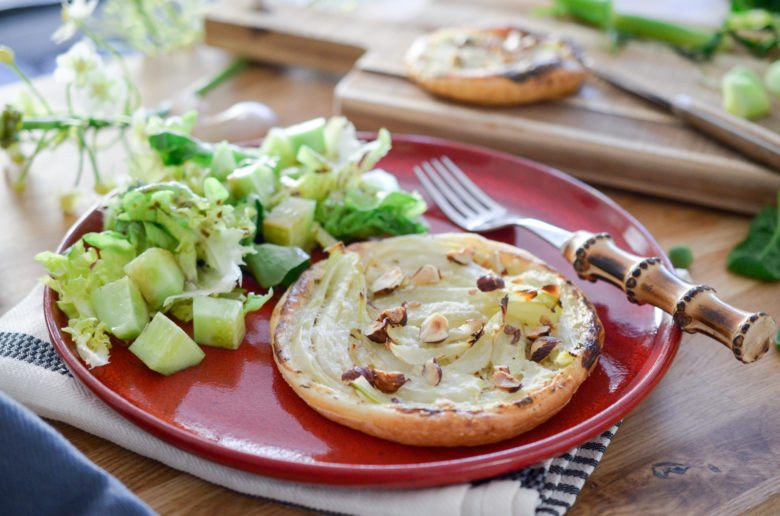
227,162,276,205
124,248,185,310
260,128,295,171
722,66,770,119
286,117,326,155
262,197,316,250
129,312,204,375
91,276,149,340
192,296,246,349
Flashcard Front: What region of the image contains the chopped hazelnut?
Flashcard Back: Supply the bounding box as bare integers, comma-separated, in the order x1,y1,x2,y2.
526,325,550,340
447,246,474,265
529,336,562,363
365,320,389,343
341,365,373,382
477,275,505,292
341,366,407,394
408,264,441,285
371,369,408,394
380,305,407,327
371,266,405,296
421,358,442,386
420,312,449,343
461,319,485,343
493,366,522,393
503,324,522,345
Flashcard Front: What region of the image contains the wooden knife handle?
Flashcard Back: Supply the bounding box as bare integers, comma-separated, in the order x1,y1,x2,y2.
562,231,776,363
671,94,780,171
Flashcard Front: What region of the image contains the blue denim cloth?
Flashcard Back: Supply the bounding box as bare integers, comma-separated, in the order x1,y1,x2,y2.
0,390,155,516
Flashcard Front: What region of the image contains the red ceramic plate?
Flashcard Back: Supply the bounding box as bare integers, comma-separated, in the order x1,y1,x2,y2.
45,135,680,489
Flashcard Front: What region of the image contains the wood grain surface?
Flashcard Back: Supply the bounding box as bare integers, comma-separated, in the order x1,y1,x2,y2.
0,36,778,516
204,0,780,214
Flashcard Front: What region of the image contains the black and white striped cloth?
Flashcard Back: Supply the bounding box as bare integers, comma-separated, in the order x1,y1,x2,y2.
0,285,618,516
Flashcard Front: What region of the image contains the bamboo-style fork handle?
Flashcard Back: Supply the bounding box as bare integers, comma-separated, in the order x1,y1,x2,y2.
561,231,776,363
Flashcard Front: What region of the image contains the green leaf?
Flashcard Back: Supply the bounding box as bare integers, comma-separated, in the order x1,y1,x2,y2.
245,243,310,288
243,288,274,314
148,131,254,167
316,189,427,241
727,196,780,280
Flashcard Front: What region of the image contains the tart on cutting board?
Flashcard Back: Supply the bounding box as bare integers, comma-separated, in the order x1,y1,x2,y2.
404,26,587,106
270,233,603,447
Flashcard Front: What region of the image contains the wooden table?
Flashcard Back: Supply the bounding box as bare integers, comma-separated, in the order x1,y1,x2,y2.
1,45,778,516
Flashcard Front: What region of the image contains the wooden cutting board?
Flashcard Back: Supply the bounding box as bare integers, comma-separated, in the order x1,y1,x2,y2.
204,0,780,214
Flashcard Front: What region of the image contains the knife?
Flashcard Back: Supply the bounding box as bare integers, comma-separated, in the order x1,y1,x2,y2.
587,64,780,171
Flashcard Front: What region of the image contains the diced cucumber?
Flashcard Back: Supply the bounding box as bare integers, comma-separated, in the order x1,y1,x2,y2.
765,59,780,98
505,289,561,328
124,247,185,310
227,162,276,205
209,141,237,180
260,128,295,171
722,66,770,119
91,276,150,340
192,296,246,349
286,117,326,155
142,222,177,251
129,312,204,375
262,197,317,250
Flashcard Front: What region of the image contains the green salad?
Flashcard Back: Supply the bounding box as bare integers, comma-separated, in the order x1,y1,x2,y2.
36,116,427,374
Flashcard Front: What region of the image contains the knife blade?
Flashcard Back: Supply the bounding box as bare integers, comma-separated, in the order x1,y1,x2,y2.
587,63,780,171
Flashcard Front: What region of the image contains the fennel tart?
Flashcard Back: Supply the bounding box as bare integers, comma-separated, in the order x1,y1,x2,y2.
270,233,603,447
404,26,586,106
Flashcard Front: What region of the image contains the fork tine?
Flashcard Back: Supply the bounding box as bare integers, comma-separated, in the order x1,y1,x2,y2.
421,161,482,219
440,156,505,212
429,158,492,215
413,165,471,229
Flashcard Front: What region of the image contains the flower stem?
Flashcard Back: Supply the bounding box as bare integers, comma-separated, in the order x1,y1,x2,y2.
193,57,251,98
6,62,53,114
130,0,163,49
13,130,49,191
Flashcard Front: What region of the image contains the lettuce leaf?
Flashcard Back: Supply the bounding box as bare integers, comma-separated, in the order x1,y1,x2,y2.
316,189,428,240
727,192,780,280
245,243,310,288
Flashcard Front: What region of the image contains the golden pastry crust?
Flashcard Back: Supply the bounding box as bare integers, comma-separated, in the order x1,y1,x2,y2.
270,234,603,447
404,26,587,106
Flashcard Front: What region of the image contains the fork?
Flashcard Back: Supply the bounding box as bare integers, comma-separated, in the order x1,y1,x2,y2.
414,156,776,363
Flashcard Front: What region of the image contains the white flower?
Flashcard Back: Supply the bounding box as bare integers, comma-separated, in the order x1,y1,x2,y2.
54,39,101,86
79,68,126,117
52,0,99,43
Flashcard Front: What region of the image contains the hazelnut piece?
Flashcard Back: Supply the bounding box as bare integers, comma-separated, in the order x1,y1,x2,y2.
461,319,485,343
341,366,407,394
420,313,449,343
477,275,505,292
529,336,562,363
447,246,474,265
421,358,442,386
526,324,550,340
371,266,405,295
380,305,407,327
371,369,408,394
408,264,441,285
493,367,522,393
365,320,389,343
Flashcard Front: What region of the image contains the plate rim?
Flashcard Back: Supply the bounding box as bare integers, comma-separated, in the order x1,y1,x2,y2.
44,133,681,488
